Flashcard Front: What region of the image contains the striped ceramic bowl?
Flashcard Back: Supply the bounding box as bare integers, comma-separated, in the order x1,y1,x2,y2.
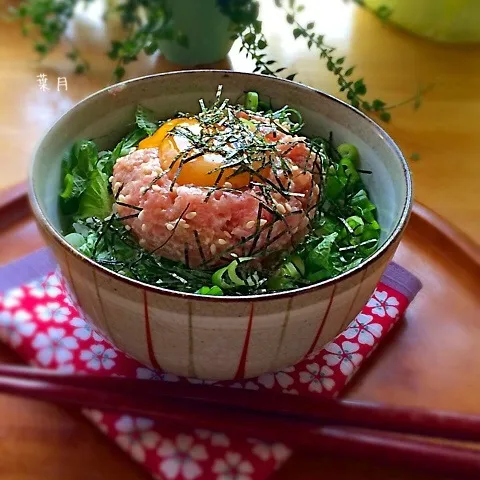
29,71,412,380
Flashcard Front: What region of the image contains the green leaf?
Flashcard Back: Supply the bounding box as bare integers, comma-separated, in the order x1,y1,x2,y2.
306,233,338,274
372,99,386,111
306,22,315,30
379,111,391,122
78,170,112,219
286,14,294,24
257,39,267,49
410,152,421,161
293,28,302,39
353,79,367,95
135,105,157,135
344,66,355,76
286,73,297,81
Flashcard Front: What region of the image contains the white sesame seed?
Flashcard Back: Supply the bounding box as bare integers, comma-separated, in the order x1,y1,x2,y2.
291,165,299,172
259,219,267,226
185,211,197,220
166,223,174,231
223,182,233,188
138,211,145,221
313,184,320,195
118,194,126,202
109,176,114,182
125,225,131,231
139,239,146,246
210,244,217,255
276,203,287,214
140,186,147,194
141,224,147,232
223,231,232,238
217,238,227,245
182,223,190,229
292,227,299,234
246,220,256,229
152,185,161,192
142,166,152,175
113,182,122,192
285,203,292,212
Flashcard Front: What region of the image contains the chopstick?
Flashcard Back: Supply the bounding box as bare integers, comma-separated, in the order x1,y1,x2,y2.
0,365,480,477
1,364,479,443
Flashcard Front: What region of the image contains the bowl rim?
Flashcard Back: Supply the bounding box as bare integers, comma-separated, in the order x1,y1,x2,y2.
29,69,412,303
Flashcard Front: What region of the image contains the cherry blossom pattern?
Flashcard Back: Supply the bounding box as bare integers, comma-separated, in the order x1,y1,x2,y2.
195,429,230,448
83,409,109,434
257,366,295,390
212,452,254,480
34,302,70,323
0,309,36,347
367,290,400,318
344,313,383,346
157,434,208,479
1,287,24,308
32,327,79,365
114,415,160,462
80,344,117,370
70,317,105,342
248,439,290,465
27,275,62,299
299,363,335,393
229,381,260,391
323,341,363,376
136,367,180,383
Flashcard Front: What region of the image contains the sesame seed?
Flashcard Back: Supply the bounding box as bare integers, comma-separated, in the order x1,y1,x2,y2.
223,182,233,188
291,165,299,172
152,185,161,192
223,231,232,238
118,194,126,202
138,211,145,221
140,187,147,194
113,182,122,192
109,175,114,182
141,224,147,232
292,227,299,234
139,239,146,246
166,223,174,231
246,220,256,229
259,219,267,226
125,225,131,231
182,223,190,229
210,244,217,255
217,239,227,245
276,203,287,214
313,184,320,195
142,166,152,175
185,211,197,220
285,203,292,212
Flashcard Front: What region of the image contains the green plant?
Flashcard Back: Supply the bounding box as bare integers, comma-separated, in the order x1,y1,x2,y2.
10,0,425,121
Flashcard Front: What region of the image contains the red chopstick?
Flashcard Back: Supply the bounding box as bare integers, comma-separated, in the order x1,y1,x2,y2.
1,364,479,443
1,365,480,477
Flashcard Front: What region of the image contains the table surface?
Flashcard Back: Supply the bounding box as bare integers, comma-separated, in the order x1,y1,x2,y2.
1,0,480,242
1,1,480,479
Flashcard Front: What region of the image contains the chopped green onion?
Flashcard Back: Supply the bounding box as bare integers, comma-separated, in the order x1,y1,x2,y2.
337,143,359,165
346,216,364,235
196,285,224,295
245,92,259,112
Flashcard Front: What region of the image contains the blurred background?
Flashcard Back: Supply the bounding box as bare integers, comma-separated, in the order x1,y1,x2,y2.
1,0,479,241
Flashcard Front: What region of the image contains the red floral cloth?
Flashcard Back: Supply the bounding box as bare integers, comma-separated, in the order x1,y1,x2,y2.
0,268,415,480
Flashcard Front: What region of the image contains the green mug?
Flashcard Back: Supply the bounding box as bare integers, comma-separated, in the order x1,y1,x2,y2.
158,0,235,65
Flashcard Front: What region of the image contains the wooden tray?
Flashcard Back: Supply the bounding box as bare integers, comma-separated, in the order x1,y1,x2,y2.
1,184,479,480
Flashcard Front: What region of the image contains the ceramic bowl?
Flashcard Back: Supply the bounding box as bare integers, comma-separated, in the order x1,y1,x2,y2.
29,71,412,380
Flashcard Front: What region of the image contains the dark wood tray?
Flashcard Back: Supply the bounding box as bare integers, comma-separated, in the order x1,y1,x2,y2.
1,184,479,480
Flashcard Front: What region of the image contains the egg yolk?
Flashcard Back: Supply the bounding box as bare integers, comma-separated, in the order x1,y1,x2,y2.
138,118,268,188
